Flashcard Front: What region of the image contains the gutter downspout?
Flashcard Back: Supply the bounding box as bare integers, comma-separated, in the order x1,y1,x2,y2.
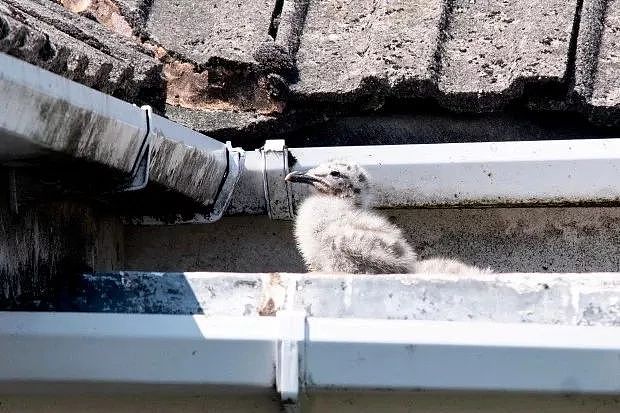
0,53,243,222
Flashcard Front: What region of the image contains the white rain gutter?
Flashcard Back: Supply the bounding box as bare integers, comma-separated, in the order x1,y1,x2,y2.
0,311,618,409
227,138,620,220
0,53,243,221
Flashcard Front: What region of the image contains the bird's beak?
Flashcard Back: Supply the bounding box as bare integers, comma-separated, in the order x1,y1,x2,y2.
284,171,321,185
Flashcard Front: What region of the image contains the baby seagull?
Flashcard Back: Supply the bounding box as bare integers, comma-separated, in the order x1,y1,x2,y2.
285,160,492,275
285,161,417,274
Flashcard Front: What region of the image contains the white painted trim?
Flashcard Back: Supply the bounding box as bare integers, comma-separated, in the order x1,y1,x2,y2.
0,312,618,397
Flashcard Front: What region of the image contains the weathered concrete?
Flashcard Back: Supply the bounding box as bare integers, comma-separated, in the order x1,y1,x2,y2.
159,55,284,115
163,104,278,139
0,0,162,103
3,0,616,130
66,271,620,327
571,0,620,126
146,0,274,65
438,0,577,110
0,200,124,309
293,0,445,101
272,0,309,61
125,216,304,273
573,0,606,103
59,0,134,37
125,207,620,274
108,0,150,31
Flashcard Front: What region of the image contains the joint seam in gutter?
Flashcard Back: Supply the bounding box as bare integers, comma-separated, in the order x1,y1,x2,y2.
1,311,619,407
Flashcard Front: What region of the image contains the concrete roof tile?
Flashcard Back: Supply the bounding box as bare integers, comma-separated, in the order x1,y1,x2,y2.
293,0,444,99
590,0,620,121
1,0,618,133
0,0,162,103
438,0,577,110
146,0,275,65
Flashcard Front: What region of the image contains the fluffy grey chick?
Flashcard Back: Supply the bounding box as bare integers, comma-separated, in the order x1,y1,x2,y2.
285,161,417,274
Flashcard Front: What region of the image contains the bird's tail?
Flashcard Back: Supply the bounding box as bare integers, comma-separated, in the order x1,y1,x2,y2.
414,257,493,275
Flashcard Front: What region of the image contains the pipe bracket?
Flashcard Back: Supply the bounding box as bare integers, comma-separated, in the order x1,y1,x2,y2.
262,139,294,220
116,105,153,192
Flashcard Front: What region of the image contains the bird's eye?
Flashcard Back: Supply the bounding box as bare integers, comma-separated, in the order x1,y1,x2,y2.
330,171,341,177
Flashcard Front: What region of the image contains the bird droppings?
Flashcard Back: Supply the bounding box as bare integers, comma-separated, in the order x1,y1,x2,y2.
233,280,259,288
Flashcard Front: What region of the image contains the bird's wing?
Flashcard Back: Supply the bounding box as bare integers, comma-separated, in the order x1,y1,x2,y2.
326,221,416,274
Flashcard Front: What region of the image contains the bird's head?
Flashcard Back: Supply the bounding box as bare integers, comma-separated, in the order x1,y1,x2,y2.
285,161,371,206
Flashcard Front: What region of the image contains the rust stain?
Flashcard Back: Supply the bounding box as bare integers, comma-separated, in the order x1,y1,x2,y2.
60,0,133,38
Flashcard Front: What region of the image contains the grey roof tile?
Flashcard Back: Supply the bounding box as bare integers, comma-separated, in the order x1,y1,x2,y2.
0,0,162,103
438,0,578,111
293,0,444,100
573,0,620,126
1,0,618,132
590,0,620,122
146,0,275,65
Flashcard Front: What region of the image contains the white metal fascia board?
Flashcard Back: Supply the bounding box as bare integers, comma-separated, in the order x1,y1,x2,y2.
304,318,620,393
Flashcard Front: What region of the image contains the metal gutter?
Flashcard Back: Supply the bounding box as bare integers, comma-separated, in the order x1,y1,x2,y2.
0,312,278,389
0,52,243,221
227,138,620,219
0,311,618,406
302,317,620,394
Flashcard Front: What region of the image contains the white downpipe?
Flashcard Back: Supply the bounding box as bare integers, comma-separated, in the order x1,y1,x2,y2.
227,138,620,219
0,311,618,402
0,53,243,222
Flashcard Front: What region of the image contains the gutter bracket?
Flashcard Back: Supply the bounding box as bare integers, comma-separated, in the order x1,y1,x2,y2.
276,310,307,413
117,105,154,192
262,139,294,220
203,143,246,222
